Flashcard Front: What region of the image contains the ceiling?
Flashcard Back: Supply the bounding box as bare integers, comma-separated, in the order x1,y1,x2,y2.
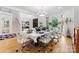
5,6,73,16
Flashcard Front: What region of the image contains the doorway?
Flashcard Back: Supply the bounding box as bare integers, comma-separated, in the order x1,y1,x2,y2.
33,18,38,28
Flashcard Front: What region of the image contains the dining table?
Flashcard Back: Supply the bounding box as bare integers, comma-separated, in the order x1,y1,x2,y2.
27,32,44,43
27,30,53,43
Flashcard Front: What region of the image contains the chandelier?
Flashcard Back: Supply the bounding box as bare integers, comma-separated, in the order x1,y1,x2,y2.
37,6,48,16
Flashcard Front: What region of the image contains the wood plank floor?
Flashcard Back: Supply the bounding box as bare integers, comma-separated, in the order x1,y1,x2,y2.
0,38,21,53
22,36,73,53
52,36,73,53
0,36,73,53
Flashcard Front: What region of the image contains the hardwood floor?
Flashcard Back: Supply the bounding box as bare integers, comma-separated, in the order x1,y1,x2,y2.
52,36,73,53
22,36,73,53
0,36,73,53
0,38,21,53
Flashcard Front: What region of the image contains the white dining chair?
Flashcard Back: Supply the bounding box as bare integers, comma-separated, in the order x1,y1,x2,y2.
38,33,51,47
16,32,32,52
50,30,60,44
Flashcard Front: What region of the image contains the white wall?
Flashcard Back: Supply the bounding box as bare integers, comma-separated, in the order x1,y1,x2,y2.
74,7,79,27
11,11,20,33
38,16,47,27
0,7,37,34
63,8,74,38
19,12,36,29
0,7,21,34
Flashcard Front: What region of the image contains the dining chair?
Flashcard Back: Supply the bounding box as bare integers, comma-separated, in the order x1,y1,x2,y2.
16,32,33,52
50,30,59,44
38,33,51,47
